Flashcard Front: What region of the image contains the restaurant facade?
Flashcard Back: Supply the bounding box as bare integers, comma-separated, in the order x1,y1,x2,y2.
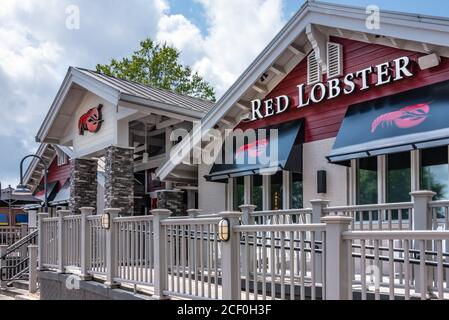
157,1,449,215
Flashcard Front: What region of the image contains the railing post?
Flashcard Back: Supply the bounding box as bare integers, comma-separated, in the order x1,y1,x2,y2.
240,205,256,225
28,245,38,294
20,223,28,238
57,210,70,273
410,191,435,231
37,212,49,271
80,207,94,280
322,215,352,300
410,191,435,295
220,211,242,300
239,205,256,276
152,209,171,299
105,208,120,288
187,209,202,218
310,200,330,284
0,245,8,289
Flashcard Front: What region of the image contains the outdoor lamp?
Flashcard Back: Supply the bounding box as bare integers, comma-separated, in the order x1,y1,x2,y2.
13,184,33,197
101,212,111,229
13,154,48,209
218,218,230,242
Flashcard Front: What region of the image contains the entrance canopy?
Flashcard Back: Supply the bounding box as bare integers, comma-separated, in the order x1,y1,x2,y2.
328,80,449,164
205,120,304,182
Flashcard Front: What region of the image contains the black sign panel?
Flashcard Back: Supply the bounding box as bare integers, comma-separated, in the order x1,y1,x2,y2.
206,120,304,182
328,80,449,163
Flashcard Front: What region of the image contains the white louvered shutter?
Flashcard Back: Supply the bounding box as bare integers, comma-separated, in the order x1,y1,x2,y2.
327,42,343,79
307,52,322,85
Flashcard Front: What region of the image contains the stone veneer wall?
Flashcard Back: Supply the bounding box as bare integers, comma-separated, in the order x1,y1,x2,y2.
156,190,185,216
104,146,134,215
69,158,98,214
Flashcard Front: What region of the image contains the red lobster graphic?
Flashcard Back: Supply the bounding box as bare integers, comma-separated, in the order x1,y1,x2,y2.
235,138,269,160
78,104,103,135
371,102,431,133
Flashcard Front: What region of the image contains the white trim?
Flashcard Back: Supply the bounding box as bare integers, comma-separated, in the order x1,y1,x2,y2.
244,176,252,205
378,155,386,203
263,175,271,210
282,171,291,209
411,150,420,192
227,178,234,211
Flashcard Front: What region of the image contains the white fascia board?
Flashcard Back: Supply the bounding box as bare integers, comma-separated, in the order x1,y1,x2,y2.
23,143,49,185
70,68,120,105
119,94,204,121
157,1,449,180
36,67,120,144
308,2,449,48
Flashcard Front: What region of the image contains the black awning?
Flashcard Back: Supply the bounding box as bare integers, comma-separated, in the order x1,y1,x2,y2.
50,179,70,205
205,120,304,182
328,80,449,165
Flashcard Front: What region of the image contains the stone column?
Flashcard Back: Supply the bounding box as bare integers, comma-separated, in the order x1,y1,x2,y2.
69,158,98,215
104,146,134,215
156,189,185,216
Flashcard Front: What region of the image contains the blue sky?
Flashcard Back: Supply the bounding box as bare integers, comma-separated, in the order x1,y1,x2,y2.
0,0,448,188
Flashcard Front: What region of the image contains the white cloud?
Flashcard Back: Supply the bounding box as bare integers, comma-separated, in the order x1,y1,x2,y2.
156,0,286,95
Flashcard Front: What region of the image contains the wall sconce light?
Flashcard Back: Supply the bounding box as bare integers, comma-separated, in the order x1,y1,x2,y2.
218,218,230,242
101,212,111,229
317,170,327,194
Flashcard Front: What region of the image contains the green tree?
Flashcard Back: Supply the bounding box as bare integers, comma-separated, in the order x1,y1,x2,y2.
96,38,216,101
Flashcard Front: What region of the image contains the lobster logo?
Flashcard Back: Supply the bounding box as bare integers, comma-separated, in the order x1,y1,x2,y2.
371,102,430,133
235,138,269,160
78,104,103,135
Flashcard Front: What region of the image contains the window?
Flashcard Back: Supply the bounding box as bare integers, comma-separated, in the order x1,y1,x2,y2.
291,173,303,209
271,171,283,210
252,175,263,211
232,177,245,211
356,157,378,205
387,152,411,220
56,149,67,166
387,152,411,203
327,42,343,79
307,52,322,85
420,147,449,200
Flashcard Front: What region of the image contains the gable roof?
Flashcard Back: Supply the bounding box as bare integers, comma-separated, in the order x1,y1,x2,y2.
156,0,449,181
36,67,214,144
23,143,72,192
75,68,214,114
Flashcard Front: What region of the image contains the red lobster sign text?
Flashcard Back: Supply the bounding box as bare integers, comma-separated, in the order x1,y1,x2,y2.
78,104,104,135
371,102,431,133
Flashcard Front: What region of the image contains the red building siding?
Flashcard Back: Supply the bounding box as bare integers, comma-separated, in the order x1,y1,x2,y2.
42,158,71,188
238,37,449,143
47,158,71,186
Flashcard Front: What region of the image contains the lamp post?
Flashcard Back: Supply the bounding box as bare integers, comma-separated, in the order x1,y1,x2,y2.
13,155,48,210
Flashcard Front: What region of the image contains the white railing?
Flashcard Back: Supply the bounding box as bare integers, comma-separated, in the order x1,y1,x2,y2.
114,215,154,286
234,223,325,300
87,215,107,275
39,216,59,269
343,230,449,300
36,191,449,300
160,216,223,299
429,200,449,230
324,202,414,231
251,209,312,225
63,215,82,269
0,227,22,246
